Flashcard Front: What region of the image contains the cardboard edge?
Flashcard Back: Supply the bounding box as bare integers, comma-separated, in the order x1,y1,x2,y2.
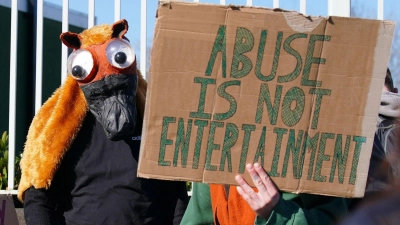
158,0,328,19
139,1,174,176
283,11,326,32
355,20,396,198
137,172,203,183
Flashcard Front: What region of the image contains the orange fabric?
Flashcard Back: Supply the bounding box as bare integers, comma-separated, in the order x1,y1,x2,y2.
79,23,113,48
18,76,88,201
210,184,257,225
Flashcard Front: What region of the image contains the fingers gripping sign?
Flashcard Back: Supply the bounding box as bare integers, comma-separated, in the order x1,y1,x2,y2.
235,163,280,219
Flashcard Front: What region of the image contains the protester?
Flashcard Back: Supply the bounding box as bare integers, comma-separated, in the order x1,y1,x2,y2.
375,68,400,185
182,163,350,225
18,20,188,225
349,68,400,211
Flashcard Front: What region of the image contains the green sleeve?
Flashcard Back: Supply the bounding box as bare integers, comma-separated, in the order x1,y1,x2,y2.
181,182,214,225
254,193,350,225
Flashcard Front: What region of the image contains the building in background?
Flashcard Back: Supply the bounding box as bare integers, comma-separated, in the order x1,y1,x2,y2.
0,0,87,157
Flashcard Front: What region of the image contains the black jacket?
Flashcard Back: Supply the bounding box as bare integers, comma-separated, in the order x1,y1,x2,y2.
24,113,188,225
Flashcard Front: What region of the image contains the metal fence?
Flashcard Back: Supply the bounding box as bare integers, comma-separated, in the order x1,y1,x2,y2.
4,0,386,195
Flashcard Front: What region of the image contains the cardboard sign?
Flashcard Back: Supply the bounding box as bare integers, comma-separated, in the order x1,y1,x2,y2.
138,1,395,197
0,195,19,225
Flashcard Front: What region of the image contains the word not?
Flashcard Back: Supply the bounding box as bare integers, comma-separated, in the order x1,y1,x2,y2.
190,77,331,129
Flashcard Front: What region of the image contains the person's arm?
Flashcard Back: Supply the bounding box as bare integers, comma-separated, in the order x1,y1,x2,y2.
254,194,349,225
24,187,66,225
180,182,214,225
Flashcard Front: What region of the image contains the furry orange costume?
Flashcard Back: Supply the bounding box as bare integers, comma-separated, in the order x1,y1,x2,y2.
18,20,147,201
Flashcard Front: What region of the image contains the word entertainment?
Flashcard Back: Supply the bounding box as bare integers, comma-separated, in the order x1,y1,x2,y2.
158,117,366,185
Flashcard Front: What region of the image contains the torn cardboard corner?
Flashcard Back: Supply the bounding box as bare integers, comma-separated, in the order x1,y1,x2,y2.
138,1,395,198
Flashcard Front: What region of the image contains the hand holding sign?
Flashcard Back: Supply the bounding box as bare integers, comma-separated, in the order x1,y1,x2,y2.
235,163,280,219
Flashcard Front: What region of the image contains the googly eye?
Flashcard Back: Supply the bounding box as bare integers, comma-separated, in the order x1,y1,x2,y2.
67,49,94,80
105,39,135,69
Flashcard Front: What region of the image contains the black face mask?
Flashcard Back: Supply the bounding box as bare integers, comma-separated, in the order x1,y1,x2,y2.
80,74,138,141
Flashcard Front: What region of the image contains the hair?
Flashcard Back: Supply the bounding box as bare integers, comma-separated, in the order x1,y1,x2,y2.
385,68,395,92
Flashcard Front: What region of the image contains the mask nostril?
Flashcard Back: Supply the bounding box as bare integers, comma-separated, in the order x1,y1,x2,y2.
115,52,127,64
